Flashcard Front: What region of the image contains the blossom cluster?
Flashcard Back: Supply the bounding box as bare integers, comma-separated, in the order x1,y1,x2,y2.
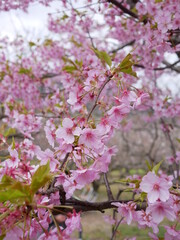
0,0,179,239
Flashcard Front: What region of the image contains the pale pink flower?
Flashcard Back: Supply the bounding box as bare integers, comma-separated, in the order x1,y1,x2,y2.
140,171,172,203
146,201,176,224
36,149,59,172
133,93,149,109
56,118,81,144
64,210,81,236
107,104,130,127
112,202,136,225
7,145,20,168
164,226,180,240
136,210,159,233
79,128,103,149
44,120,56,148
121,90,137,105
71,167,99,186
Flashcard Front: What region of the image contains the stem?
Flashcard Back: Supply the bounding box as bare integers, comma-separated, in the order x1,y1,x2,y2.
59,152,70,170
111,217,124,240
104,173,114,201
48,209,62,237
107,0,138,19
87,76,112,122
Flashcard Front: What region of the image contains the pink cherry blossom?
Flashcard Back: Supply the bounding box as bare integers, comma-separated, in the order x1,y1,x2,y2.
63,210,81,237
112,202,136,225
107,104,130,128
79,128,103,150
56,118,81,144
136,210,159,233
140,171,172,203
164,226,180,240
146,200,176,224
6,146,20,168
71,167,100,186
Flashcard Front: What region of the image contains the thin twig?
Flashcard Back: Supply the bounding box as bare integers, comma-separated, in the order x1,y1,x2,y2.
110,40,135,53
87,76,112,122
111,217,124,240
104,173,114,201
59,152,70,170
107,0,138,19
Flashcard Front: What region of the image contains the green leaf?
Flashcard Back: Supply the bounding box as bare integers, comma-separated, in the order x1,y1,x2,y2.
0,178,32,203
155,0,163,3
152,160,163,175
75,59,83,68
61,14,69,20
70,36,82,48
4,128,16,137
18,67,32,75
31,161,52,194
44,39,53,46
0,234,6,240
114,53,137,78
0,189,28,203
176,138,180,143
0,175,15,190
92,48,112,67
62,65,77,73
29,41,36,47
12,137,15,149
145,160,152,171
140,192,147,202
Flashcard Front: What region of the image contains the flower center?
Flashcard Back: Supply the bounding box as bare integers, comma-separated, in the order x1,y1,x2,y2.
153,184,160,190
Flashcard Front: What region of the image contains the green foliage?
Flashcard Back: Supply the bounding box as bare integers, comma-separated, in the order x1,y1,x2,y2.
0,176,31,203
0,162,52,204
152,160,163,175
92,48,112,67
62,65,77,73
70,36,82,48
18,67,32,75
0,234,5,240
0,175,14,190
114,53,137,77
30,161,52,194
43,39,53,46
116,178,140,189
12,137,16,149
145,159,152,171
3,128,16,137
29,41,36,47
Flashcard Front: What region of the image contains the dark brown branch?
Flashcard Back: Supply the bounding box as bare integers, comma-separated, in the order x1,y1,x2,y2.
59,152,70,170
135,59,180,73
41,73,61,79
110,40,135,53
0,114,7,120
160,118,179,181
52,198,146,214
104,173,114,201
107,0,138,19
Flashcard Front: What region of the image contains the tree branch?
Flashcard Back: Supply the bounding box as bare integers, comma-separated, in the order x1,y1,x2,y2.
52,197,146,214
87,75,112,122
104,173,114,201
107,0,138,19
110,40,135,53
